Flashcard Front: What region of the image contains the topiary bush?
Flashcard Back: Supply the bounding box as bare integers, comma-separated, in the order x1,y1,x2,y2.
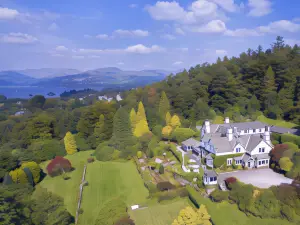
157,181,175,191
46,156,72,177
210,189,229,202
225,177,237,189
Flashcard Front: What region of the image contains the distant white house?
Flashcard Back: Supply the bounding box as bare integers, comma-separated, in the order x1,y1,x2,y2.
98,95,113,102
116,94,123,101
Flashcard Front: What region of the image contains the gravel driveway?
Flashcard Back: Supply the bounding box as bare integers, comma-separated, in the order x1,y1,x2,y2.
218,168,293,188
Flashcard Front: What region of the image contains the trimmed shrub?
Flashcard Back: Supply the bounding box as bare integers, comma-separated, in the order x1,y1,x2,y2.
114,217,135,225
225,177,237,189
210,189,229,202
281,134,300,147
171,128,196,143
20,161,41,183
157,188,188,202
46,156,72,177
159,164,164,174
95,145,115,161
95,198,128,225
157,181,175,191
87,158,95,163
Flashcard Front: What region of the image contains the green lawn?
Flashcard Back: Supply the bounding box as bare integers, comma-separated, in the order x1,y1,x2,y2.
257,115,298,128
129,199,189,225
37,151,149,225
192,194,297,225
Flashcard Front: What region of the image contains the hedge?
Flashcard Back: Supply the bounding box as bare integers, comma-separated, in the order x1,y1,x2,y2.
280,134,300,147
214,153,243,168
168,144,183,163
186,186,201,208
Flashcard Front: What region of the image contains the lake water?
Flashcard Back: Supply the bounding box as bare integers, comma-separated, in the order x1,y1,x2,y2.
0,86,73,99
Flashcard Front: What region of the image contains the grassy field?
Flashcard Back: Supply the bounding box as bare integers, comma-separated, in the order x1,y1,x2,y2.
129,199,189,225
38,151,149,225
257,115,297,128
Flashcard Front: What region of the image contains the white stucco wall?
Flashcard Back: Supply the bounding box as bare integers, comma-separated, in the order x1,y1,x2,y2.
251,141,272,155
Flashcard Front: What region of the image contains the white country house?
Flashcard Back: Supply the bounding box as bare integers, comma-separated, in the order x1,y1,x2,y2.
199,118,273,169
183,117,273,169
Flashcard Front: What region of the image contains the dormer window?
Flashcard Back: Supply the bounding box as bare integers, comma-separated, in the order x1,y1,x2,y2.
236,147,241,153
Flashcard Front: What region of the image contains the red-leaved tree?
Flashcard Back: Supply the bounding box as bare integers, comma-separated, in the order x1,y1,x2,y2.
46,156,72,177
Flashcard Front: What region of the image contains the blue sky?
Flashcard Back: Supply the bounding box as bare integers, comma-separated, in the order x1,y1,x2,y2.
0,0,300,72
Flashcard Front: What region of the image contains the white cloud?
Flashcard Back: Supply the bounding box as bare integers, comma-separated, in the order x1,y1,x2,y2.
173,61,183,65
129,4,138,8
48,22,59,31
114,29,149,37
125,44,164,54
0,7,19,20
210,0,240,12
96,34,110,40
190,20,226,33
161,34,176,40
55,45,68,51
175,27,185,35
248,0,272,17
216,49,227,55
146,0,228,25
73,44,164,55
258,20,300,33
224,28,261,37
0,33,38,44
117,62,125,65
224,20,300,37
88,55,101,59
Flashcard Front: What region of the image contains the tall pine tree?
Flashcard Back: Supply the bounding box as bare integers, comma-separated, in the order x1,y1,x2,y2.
130,108,137,132
134,102,150,137
112,107,135,149
94,114,106,144
64,132,77,155
158,91,170,120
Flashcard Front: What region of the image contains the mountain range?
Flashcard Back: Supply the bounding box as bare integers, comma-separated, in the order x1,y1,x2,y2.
0,67,179,90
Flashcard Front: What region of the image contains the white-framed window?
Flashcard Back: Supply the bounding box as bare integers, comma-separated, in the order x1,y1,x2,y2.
262,148,265,153
266,159,269,164
236,147,241,153
227,158,232,166
235,160,242,165
259,161,261,165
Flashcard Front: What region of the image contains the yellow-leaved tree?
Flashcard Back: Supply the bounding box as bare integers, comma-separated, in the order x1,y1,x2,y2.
171,114,181,128
162,125,173,139
130,108,137,132
21,161,41,183
134,102,150,137
9,168,28,184
64,131,77,155
172,205,212,225
165,111,171,126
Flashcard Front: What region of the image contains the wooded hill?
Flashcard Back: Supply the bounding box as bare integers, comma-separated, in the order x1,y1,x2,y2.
122,36,300,126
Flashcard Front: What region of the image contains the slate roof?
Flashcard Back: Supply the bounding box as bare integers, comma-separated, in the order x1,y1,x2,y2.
245,135,263,152
211,121,267,133
270,126,300,135
182,138,201,147
242,153,252,162
204,170,217,177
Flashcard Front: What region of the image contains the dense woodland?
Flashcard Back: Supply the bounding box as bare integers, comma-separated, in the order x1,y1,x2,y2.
0,36,300,225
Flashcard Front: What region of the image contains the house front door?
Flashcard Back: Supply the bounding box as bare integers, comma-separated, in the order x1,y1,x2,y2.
248,162,251,168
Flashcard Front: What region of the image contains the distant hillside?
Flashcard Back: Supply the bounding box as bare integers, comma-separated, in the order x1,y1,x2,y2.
34,68,171,89
0,67,172,89
17,68,82,78
0,71,37,85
